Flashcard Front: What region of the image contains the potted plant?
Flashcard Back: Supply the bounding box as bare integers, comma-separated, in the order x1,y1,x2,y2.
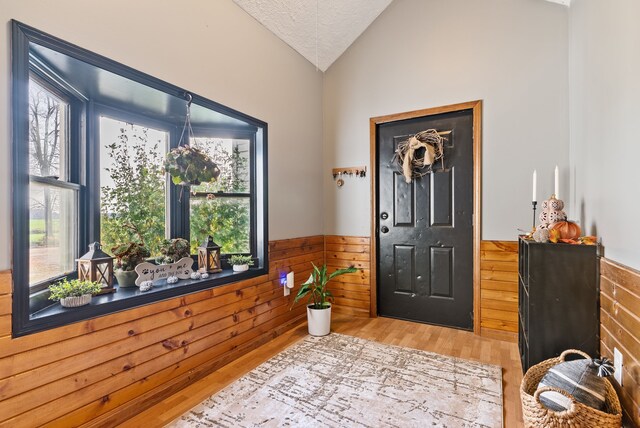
49,279,103,308
229,254,254,272
111,242,151,287
293,263,357,336
164,145,221,186
157,238,191,264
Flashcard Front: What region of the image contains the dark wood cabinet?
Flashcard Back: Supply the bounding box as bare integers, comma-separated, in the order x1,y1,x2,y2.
518,237,600,373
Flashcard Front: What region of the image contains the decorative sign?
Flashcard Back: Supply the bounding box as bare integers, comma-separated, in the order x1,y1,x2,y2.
134,257,194,286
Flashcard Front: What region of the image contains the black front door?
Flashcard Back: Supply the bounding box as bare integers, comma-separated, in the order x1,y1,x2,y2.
377,109,474,330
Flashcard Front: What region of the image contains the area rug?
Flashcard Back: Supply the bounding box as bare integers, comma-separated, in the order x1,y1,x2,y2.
168,333,503,427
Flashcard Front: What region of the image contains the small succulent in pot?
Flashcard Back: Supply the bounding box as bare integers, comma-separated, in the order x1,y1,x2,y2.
111,242,151,287
49,278,103,307
164,146,221,186
229,254,254,272
156,238,191,264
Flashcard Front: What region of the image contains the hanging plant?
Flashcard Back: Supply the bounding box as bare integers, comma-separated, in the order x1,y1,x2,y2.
164,92,221,186
392,129,444,183
164,145,220,186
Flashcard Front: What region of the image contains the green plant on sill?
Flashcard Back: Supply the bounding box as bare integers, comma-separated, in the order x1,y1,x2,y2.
229,254,254,266
156,238,191,264
48,279,103,301
293,263,357,310
111,242,151,271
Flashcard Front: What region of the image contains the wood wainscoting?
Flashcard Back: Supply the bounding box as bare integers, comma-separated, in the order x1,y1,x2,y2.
600,258,640,427
0,236,321,427
480,241,519,340
325,235,371,318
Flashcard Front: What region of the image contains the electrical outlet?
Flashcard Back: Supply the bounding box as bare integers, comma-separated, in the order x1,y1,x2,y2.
613,347,623,385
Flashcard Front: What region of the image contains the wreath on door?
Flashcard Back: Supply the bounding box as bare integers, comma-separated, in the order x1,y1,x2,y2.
392,129,444,183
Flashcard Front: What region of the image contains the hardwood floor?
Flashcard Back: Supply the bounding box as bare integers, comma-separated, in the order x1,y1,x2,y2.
119,314,524,427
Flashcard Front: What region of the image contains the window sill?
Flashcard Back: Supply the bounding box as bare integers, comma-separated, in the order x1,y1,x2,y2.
20,267,267,337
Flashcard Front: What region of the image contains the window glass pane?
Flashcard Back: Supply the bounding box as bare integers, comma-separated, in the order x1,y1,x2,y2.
190,138,250,193
190,197,250,254
28,79,69,180
99,117,168,256
29,182,77,285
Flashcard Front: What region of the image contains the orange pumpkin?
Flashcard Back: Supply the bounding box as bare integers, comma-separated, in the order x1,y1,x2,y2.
549,221,581,240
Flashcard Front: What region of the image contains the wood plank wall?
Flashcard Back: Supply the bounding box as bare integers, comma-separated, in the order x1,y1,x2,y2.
324,236,520,341
0,236,322,427
324,236,371,317
600,258,640,427
480,241,519,340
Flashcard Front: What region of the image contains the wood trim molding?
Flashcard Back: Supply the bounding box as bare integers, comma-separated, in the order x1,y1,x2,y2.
369,100,483,332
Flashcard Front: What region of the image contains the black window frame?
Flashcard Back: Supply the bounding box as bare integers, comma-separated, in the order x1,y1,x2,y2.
11,21,269,337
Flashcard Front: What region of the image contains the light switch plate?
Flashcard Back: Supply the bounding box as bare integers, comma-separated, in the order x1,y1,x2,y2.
613,347,623,385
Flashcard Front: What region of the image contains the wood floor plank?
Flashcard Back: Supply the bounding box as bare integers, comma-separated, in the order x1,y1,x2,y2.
119,314,523,428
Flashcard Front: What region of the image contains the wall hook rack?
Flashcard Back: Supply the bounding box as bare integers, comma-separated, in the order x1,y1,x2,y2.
332,166,366,187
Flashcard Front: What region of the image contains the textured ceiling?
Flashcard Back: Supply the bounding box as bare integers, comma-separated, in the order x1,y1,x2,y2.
233,0,569,72
233,0,394,72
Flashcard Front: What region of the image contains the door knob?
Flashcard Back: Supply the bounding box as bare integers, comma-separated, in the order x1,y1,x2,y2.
380,226,389,233
380,212,389,220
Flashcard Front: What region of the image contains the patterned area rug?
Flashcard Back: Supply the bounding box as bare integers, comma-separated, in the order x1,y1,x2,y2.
168,333,503,427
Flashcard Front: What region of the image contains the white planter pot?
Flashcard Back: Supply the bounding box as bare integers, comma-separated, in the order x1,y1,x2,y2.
233,264,249,272
307,304,331,336
60,294,92,308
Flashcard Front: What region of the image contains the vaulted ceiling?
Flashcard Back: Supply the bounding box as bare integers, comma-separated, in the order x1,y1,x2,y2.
233,0,393,72
233,0,570,72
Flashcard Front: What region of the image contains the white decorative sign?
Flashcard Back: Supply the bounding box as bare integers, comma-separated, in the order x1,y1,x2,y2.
134,257,194,286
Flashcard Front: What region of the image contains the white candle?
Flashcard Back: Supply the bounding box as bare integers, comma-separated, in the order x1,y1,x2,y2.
532,170,537,202
554,165,559,198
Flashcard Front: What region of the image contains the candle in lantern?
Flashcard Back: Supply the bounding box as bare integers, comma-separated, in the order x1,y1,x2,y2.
532,170,537,202
554,165,559,198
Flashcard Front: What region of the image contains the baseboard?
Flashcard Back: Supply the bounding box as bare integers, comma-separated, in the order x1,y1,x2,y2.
82,314,306,428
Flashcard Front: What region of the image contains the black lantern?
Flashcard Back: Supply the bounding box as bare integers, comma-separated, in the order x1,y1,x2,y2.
198,236,222,273
77,242,115,293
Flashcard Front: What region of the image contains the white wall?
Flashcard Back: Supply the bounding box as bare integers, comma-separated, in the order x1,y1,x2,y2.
323,0,570,239
569,0,640,270
0,0,324,270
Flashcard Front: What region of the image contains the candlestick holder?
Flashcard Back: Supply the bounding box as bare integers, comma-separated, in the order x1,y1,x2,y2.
532,201,537,230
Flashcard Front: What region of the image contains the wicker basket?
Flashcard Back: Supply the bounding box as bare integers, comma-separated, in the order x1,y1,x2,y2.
521,349,622,428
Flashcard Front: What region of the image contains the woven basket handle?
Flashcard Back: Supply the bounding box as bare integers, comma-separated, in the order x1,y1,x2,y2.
534,386,577,416
559,349,591,361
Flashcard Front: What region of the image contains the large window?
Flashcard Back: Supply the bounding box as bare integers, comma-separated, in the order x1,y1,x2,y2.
12,21,268,336
189,136,252,254
99,116,169,257
28,77,78,291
